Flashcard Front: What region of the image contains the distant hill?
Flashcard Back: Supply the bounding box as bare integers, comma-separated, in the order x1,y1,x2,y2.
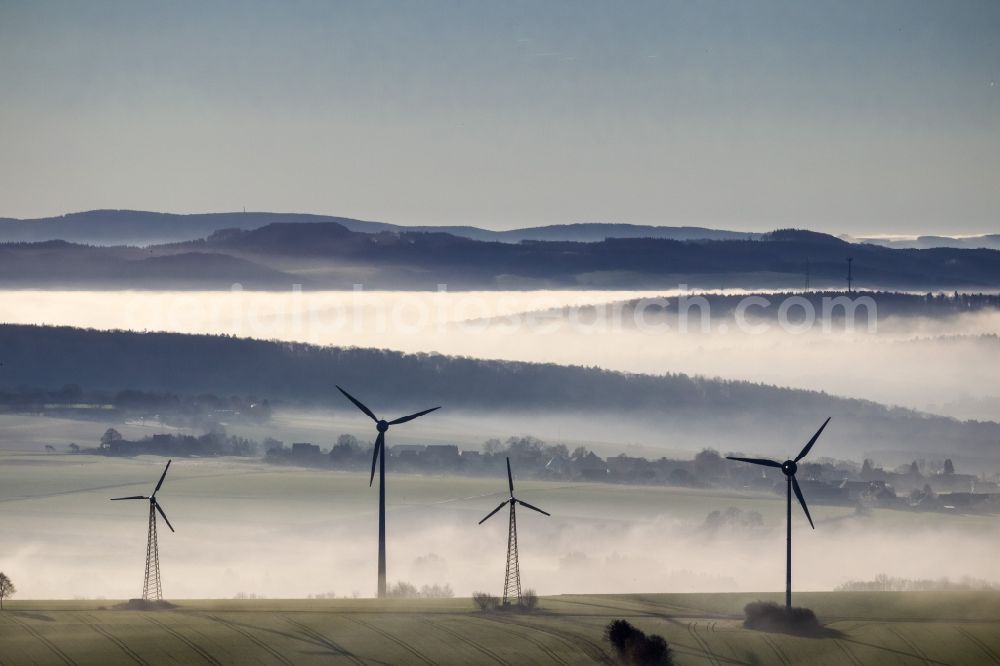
0,241,300,289
1,324,998,457
854,234,1000,251
0,210,385,246
1,221,999,290
0,209,758,246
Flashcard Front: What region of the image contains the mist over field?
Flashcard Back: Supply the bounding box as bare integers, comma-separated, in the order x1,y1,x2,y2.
2,289,998,420
2,289,999,600
2,456,998,601
3,2,1000,662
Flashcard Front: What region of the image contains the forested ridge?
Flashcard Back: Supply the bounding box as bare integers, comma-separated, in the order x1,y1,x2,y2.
1,324,997,455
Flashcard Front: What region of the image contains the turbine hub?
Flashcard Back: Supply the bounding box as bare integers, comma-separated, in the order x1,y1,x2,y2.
781,460,797,475
377,420,389,432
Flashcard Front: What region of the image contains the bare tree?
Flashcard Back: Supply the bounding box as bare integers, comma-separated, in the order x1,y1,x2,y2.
0,573,15,609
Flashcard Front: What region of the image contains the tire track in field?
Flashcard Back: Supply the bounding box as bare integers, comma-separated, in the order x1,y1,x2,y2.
687,621,720,666
956,627,1000,664
283,616,363,666
344,615,435,666
484,615,613,665
420,617,507,665
201,614,294,666
478,616,569,665
833,639,863,666
8,616,77,666
759,633,790,666
144,616,223,666
887,626,931,666
86,622,149,666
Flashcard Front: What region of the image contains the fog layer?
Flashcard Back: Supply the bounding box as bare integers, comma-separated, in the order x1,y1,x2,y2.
2,290,998,419
1,456,996,600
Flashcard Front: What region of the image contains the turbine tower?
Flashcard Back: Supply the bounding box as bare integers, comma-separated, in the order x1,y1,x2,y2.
479,457,550,606
110,460,175,601
726,418,830,611
337,386,440,599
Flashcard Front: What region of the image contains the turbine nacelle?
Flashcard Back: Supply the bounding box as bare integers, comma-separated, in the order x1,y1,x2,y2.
724,418,831,611
337,385,441,487
109,459,175,533
336,384,441,600
479,457,551,524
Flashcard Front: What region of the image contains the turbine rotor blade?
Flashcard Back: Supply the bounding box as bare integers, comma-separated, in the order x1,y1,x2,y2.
154,500,175,533
791,475,814,529
516,499,551,517
152,459,171,496
337,385,378,422
506,457,514,495
369,431,384,487
388,406,440,425
110,495,148,501
795,417,831,462
726,456,782,468
478,500,509,524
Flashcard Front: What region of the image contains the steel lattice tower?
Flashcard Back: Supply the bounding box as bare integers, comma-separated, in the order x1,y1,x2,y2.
502,501,522,605
479,457,550,606
142,502,163,601
111,460,175,602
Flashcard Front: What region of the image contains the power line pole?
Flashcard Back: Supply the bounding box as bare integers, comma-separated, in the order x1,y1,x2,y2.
846,257,854,294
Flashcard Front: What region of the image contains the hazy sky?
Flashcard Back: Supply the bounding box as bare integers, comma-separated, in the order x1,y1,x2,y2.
1,1,998,235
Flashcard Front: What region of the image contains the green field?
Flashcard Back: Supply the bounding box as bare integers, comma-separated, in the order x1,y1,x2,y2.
2,450,1000,601
3,445,1000,664
3,592,1000,665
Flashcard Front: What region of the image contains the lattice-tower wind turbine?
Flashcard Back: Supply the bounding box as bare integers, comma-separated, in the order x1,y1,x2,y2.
726,418,830,611
479,457,550,606
110,460,175,601
337,385,440,599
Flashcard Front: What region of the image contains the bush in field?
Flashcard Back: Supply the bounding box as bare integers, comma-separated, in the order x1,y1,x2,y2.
419,583,454,599
472,592,500,612
743,601,824,636
604,619,673,665
386,581,454,599
519,589,538,611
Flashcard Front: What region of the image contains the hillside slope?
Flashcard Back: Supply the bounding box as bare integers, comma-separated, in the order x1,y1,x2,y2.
2,593,999,665
1,324,997,456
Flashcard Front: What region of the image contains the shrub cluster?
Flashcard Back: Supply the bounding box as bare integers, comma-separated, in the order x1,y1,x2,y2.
473,592,500,611
471,589,539,612
835,574,999,592
386,581,454,599
743,601,823,636
604,619,673,665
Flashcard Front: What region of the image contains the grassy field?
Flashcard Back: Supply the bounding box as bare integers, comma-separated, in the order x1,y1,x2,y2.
2,451,1000,601
2,592,1000,665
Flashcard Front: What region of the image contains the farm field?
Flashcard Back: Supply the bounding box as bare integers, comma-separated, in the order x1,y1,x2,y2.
2,451,1000,601
2,592,1000,665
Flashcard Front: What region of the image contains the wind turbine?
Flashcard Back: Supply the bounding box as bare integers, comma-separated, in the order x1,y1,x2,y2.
726,417,830,611
110,460,175,601
479,457,550,606
337,385,440,599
